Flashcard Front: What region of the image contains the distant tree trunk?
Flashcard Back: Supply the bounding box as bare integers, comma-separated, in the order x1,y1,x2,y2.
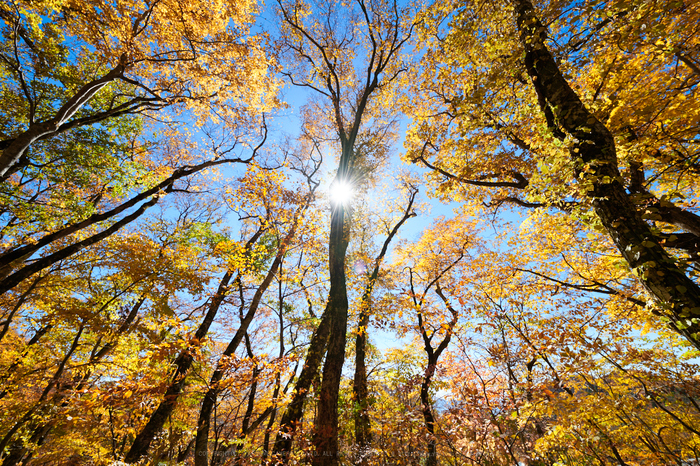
353,307,371,462
262,267,292,462
228,333,259,466
206,325,275,466
411,278,459,466
420,361,438,466
194,214,306,466
353,189,417,464
124,229,263,464
260,373,281,459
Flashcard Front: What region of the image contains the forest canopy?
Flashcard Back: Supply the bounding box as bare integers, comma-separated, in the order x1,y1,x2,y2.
1,0,699,465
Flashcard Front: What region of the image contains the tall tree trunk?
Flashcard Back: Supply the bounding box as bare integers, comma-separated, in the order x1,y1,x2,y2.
227,333,259,466
274,2,413,462
352,308,371,463
262,267,291,462
261,373,281,461
514,0,700,350
411,280,459,466
311,197,350,466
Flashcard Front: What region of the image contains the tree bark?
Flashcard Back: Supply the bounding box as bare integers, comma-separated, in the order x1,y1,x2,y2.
311,194,351,466
514,0,700,349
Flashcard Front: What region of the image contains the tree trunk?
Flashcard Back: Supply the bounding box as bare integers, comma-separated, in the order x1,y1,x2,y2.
514,0,700,350
415,283,458,466
260,374,280,461
352,308,371,463
228,333,258,466
420,361,438,466
124,271,237,463
311,199,350,466
262,269,290,462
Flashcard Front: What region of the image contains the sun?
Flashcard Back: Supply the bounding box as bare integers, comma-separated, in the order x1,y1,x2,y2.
329,179,354,206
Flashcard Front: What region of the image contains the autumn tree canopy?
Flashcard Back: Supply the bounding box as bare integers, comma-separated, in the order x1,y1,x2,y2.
1,0,700,465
